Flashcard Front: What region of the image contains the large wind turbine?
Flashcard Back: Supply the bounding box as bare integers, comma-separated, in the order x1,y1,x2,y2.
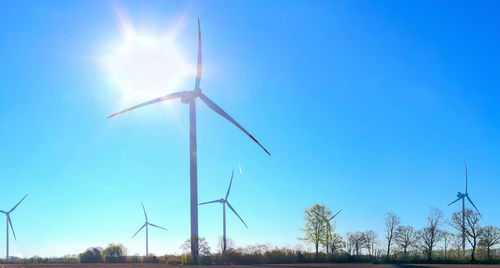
131,202,167,258
448,161,480,250
199,170,247,253
107,18,270,258
0,194,28,262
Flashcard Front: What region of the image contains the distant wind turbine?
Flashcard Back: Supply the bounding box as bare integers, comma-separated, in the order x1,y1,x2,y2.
0,194,28,262
199,170,247,253
107,18,270,258
132,202,167,258
448,160,480,250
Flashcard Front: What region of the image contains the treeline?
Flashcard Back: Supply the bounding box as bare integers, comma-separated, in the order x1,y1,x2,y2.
301,204,500,264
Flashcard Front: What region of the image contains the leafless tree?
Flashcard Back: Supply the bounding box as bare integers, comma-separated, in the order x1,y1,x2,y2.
450,209,482,262
217,237,235,254
418,208,443,261
441,230,452,261
394,225,417,257
329,233,345,255
479,225,500,260
363,230,378,257
347,232,364,256
384,212,401,261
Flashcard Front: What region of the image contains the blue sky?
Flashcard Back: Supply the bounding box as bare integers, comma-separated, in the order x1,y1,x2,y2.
0,0,499,257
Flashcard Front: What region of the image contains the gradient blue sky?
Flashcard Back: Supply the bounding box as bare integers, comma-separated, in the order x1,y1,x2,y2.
0,0,499,258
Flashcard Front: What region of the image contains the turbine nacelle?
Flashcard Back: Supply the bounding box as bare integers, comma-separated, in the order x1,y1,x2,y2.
181,89,202,104
457,192,462,198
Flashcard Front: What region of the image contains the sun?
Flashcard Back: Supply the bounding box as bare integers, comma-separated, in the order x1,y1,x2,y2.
102,13,193,104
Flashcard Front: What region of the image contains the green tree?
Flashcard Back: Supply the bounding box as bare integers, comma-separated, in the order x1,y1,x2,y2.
300,204,331,258
102,243,127,263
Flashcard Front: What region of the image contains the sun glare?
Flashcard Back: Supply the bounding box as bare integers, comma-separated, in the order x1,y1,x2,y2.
102,14,193,105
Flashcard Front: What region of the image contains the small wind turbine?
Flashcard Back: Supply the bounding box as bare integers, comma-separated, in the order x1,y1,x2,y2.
107,18,269,258
131,202,167,258
199,170,247,253
448,160,480,250
0,194,28,262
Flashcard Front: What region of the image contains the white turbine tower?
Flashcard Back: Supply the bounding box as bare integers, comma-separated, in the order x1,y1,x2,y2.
0,194,28,262
131,202,167,258
199,170,247,253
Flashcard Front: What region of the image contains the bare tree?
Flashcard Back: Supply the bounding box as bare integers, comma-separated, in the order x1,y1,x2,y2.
441,230,452,262
217,237,235,254
363,230,378,257
450,209,482,262
394,225,417,257
300,204,331,257
384,212,401,261
418,208,443,261
347,232,364,256
329,233,345,255
479,225,500,260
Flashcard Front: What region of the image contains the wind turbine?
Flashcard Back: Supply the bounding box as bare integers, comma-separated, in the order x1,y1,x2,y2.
107,18,270,258
448,160,480,250
131,202,167,258
0,194,28,262
199,170,247,253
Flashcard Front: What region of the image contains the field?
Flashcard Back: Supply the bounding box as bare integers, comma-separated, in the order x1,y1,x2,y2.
2,264,500,268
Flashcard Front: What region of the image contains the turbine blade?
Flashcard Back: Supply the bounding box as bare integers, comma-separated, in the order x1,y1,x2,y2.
9,194,28,213
148,223,168,231
198,93,270,155
466,195,480,214
141,202,148,221
448,196,463,206
107,92,185,118
195,17,202,90
198,199,222,205
226,201,248,228
8,217,16,241
0,210,7,214
131,223,146,239
464,160,468,194
330,209,343,220
225,170,235,200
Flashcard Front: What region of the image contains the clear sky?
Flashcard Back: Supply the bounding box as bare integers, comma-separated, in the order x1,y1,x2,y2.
0,0,499,258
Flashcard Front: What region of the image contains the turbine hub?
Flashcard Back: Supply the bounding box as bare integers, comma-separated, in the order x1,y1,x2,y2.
181,89,202,104
457,192,462,197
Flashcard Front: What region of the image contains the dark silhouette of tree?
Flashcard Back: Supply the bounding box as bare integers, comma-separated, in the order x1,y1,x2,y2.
329,233,345,255
384,212,401,261
300,204,331,258
346,231,364,256
181,237,211,257
394,225,417,257
479,225,500,260
451,209,482,262
79,247,104,263
418,208,443,261
218,237,235,254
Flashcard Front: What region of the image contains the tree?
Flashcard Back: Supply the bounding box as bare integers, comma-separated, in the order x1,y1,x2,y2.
363,230,378,257
479,225,500,260
450,209,482,262
79,247,104,263
300,204,331,257
329,233,345,255
441,230,452,262
102,243,127,262
394,225,417,257
218,237,235,254
418,208,443,261
346,232,364,256
181,237,211,257
384,212,401,261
